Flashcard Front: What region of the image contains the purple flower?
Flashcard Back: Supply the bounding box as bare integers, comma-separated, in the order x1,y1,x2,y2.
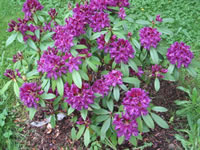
113,113,138,140
166,42,194,68
139,27,161,50
89,0,108,11
104,70,123,87
127,32,132,39
20,82,44,108
22,0,44,20
92,79,110,97
64,54,82,73
4,69,22,80
123,88,151,117
156,15,163,22
109,39,135,64
152,64,168,78
48,8,58,20
37,47,67,80
54,25,74,52
13,51,23,63
89,11,110,32
64,83,95,110
130,67,144,77
8,20,18,32
118,8,126,20
77,117,91,127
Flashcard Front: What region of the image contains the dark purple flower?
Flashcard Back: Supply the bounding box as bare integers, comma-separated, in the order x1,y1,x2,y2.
104,70,123,87
152,64,168,78
13,51,23,63
8,20,18,32
37,47,67,80
156,15,163,22
64,83,95,110
166,42,194,68
127,32,132,39
4,69,16,80
130,67,144,77
20,82,44,108
64,54,82,73
22,0,44,20
92,79,110,97
123,88,151,117
89,11,110,32
109,39,135,64
77,117,91,127
89,0,108,11
118,8,126,20
139,27,161,50
48,8,58,20
113,113,138,140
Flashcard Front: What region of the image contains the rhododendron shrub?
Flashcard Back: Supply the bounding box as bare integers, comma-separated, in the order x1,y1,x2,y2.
1,0,197,148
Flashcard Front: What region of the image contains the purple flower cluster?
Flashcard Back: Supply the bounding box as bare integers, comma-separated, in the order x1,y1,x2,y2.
13,51,23,63
48,8,58,20
19,82,44,108
113,113,138,140
4,69,21,80
152,64,168,78
109,39,135,64
139,27,161,50
104,70,123,87
64,83,95,110
64,53,82,73
118,8,126,20
37,47,67,80
77,117,91,127
123,88,151,117
156,15,163,22
130,67,144,77
166,42,194,68
92,79,110,97
22,0,43,20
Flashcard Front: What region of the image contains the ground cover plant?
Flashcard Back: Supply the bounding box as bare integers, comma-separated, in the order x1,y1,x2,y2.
1,0,200,149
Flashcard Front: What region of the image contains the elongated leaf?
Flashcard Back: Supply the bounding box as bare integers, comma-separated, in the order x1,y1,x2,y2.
6,32,18,46
27,39,38,51
129,136,137,146
118,136,125,145
17,32,23,43
79,70,89,81
167,64,175,74
105,31,111,43
77,125,85,140
73,44,87,49
72,70,82,88
106,99,114,112
0,80,12,94
152,106,168,112
136,20,151,25
101,118,111,140
163,18,174,23
96,115,110,123
186,66,197,77
68,107,75,115
150,48,159,64
142,114,155,129
136,117,143,132
158,27,173,35
122,77,140,87
41,93,56,100
151,113,169,129
71,127,77,140
131,38,141,50
56,77,64,96
94,109,109,115
128,59,138,72
27,108,37,120
113,86,120,101
14,82,19,97
81,109,88,121
84,128,90,147
50,114,56,128
86,59,98,72
35,29,40,39
119,84,128,91
154,78,160,92
91,31,107,40
41,32,55,41
121,62,129,77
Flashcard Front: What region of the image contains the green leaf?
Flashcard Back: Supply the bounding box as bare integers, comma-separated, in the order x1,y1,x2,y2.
72,70,82,88
93,109,109,115
17,32,23,43
79,70,89,81
56,77,64,96
35,29,40,39
119,84,128,91
27,108,37,120
186,66,197,77
101,118,111,140
77,125,85,140
81,109,88,121
154,78,160,92
105,31,111,43
38,15,45,22
90,102,100,109
73,44,88,49
27,39,38,51
136,117,143,132
84,128,90,147
131,38,141,50
39,99,46,107
163,18,174,23
142,114,155,129
41,93,56,100
0,80,12,94
152,106,168,112
96,115,110,123
91,31,107,40
121,62,129,77
151,113,169,129
6,32,18,46
118,136,125,145
41,32,55,41
86,59,98,72
129,136,137,146
50,114,56,128
13,82,19,97
104,53,111,64
163,72,176,81
113,86,120,101
122,77,140,87
68,107,75,115
136,20,151,25
150,48,159,64
71,127,77,140
128,59,138,72
167,64,175,74
157,27,173,35
106,99,114,112
113,31,126,39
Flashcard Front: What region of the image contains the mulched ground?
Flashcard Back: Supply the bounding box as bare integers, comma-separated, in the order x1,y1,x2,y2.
17,80,187,150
